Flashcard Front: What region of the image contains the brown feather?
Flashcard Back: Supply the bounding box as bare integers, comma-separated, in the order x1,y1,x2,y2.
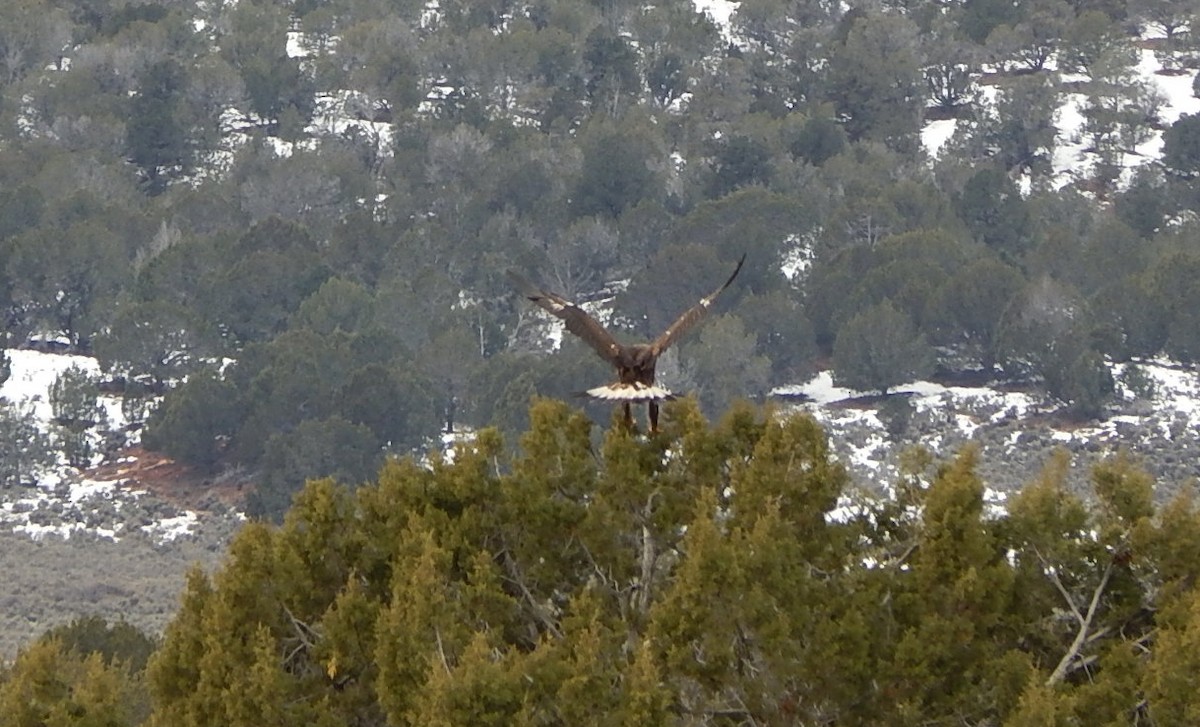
506,270,624,365
649,253,746,356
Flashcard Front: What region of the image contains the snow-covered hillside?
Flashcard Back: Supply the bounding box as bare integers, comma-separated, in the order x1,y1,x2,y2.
778,358,1200,497
0,349,233,543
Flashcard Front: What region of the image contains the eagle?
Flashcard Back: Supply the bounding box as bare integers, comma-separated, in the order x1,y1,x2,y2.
509,254,745,433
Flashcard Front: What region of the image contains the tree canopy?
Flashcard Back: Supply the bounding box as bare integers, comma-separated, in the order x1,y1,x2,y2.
8,400,1200,725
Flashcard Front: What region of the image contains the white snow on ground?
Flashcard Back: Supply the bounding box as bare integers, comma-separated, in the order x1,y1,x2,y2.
775,373,1038,432
143,511,200,542
1050,359,1200,445
0,468,201,544
780,234,815,282
1138,46,1200,126
0,349,204,543
923,44,1200,193
780,359,1200,491
286,31,310,59
922,118,958,157
774,371,855,405
1051,82,1092,189
1,349,123,427
1136,359,1200,423
693,0,738,38
776,371,1042,482
308,91,396,149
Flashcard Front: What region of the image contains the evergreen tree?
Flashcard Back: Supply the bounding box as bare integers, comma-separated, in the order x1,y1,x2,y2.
573,118,662,219
0,638,144,727
955,165,1033,259
1165,113,1200,179
679,314,770,415
828,10,925,152
126,59,190,195
931,255,1024,370
832,299,934,394
0,400,55,488
143,372,243,472
250,416,382,520
124,401,1200,723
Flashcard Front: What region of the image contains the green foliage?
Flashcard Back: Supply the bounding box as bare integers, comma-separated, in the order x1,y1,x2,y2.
0,185,44,241
143,372,243,472
930,255,1024,369
250,417,382,520
126,60,191,195
829,10,925,151
49,365,104,428
40,616,158,674
961,0,1025,43
214,217,330,344
832,299,934,394
6,217,133,348
1,397,1199,724
0,638,144,727
11,11,1200,719
291,277,376,336
1,0,1190,500
1163,113,1200,178
789,113,848,165
679,314,770,416
1114,166,1171,237
93,300,215,387
735,290,819,381
140,402,851,723
704,133,772,197
879,394,915,440
1143,248,1200,362
956,165,1033,258
996,276,1113,416
0,400,55,488
572,119,661,218
1118,363,1155,401
668,187,807,293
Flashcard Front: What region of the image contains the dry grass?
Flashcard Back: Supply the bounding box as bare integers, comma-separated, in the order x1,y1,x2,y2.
0,525,231,660
0,446,251,660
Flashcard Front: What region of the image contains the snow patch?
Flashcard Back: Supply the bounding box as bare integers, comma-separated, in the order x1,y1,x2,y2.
693,0,739,39
0,349,219,543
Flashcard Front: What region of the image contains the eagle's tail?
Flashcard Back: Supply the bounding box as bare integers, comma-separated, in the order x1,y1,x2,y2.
583,383,676,402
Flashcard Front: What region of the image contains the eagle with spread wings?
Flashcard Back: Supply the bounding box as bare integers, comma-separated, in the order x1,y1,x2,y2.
509,254,745,433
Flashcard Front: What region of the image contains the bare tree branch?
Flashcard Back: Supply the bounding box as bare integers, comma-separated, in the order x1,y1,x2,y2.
434,627,452,675
498,549,564,640
633,492,660,617
1034,546,1084,626
1046,558,1115,686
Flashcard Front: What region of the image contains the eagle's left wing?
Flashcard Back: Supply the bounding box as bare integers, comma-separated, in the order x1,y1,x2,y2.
508,271,624,366
648,253,745,356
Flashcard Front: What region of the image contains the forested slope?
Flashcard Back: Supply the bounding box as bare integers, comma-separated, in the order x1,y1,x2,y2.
3,0,1200,516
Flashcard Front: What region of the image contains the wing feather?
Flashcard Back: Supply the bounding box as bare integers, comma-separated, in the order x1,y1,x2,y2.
508,271,623,365
649,253,745,356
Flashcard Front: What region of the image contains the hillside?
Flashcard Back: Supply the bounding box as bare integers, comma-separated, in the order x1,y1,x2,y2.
3,0,1200,669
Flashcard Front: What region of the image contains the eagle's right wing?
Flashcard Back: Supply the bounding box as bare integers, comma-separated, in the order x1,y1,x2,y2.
648,253,745,356
508,271,623,366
